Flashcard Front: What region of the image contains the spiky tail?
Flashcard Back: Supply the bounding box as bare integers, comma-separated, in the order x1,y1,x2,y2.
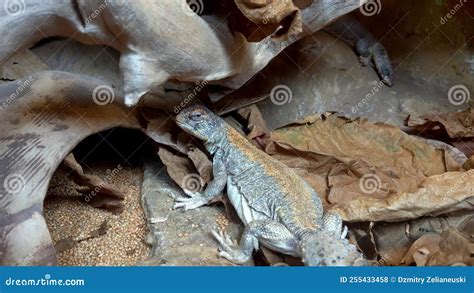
299,212,368,266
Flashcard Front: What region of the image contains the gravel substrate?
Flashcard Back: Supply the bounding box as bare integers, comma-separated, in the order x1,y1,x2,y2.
44,163,150,266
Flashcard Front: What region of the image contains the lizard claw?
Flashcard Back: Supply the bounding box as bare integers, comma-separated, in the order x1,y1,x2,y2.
372,43,393,86
356,39,393,86
211,229,248,264
173,190,208,211
183,189,200,197
211,229,237,251
340,225,348,239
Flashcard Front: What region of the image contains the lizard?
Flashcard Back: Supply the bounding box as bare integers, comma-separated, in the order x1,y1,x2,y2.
173,104,367,266
324,15,394,86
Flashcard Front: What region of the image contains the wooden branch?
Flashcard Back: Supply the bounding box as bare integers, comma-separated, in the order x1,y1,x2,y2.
0,71,141,265
0,0,361,106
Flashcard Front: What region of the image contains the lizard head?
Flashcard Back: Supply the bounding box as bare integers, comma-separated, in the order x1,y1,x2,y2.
176,105,225,143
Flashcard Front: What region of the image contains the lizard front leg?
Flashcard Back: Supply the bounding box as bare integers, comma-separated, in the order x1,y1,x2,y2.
173,151,227,211
324,15,394,86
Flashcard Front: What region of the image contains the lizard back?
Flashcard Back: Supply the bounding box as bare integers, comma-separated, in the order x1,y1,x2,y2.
222,125,324,232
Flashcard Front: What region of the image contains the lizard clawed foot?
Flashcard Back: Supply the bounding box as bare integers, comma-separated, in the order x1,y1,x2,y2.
211,229,250,265
356,39,393,86
371,43,393,86
358,53,371,67
172,189,208,211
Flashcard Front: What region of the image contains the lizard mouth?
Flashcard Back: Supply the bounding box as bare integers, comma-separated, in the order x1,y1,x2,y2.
175,114,187,126
175,117,193,133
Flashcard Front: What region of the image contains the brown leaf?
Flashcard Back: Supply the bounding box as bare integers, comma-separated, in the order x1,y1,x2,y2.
405,109,474,157
263,114,474,222
364,213,474,266
400,228,474,266
266,114,461,207
142,109,189,154
332,170,474,222
233,0,302,41
237,104,271,149
420,108,474,138
63,153,125,213
187,147,213,183
158,147,204,191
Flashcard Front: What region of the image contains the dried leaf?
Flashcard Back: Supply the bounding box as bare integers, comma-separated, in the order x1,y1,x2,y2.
400,228,474,266
266,114,462,206
332,170,474,222
158,147,204,192
187,147,213,183
237,104,271,149
364,213,474,266
419,108,473,138
142,109,190,154
234,0,302,41
405,109,474,157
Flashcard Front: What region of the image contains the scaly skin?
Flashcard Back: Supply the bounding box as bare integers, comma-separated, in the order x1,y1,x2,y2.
174,105,367,266
324,15,394,86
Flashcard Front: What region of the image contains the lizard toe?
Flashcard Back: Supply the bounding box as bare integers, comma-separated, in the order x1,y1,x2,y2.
218,251,250,265
174,196,194,202
372,45,393,86
172,200,202,211
183,189,201,198
173,194,208,211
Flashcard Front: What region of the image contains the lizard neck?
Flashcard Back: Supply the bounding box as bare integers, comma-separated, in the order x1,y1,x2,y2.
205,123,251,155
204,124,232,155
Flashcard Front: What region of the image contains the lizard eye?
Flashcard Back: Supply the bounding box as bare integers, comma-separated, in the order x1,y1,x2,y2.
190,111,204,121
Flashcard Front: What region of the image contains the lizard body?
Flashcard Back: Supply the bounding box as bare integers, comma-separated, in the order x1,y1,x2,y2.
174,105,367,266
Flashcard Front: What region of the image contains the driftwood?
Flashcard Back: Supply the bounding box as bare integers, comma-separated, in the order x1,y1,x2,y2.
0,0,362,107
0,71,142,265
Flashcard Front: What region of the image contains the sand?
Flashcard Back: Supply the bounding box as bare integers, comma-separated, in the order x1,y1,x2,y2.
43,163,150,266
